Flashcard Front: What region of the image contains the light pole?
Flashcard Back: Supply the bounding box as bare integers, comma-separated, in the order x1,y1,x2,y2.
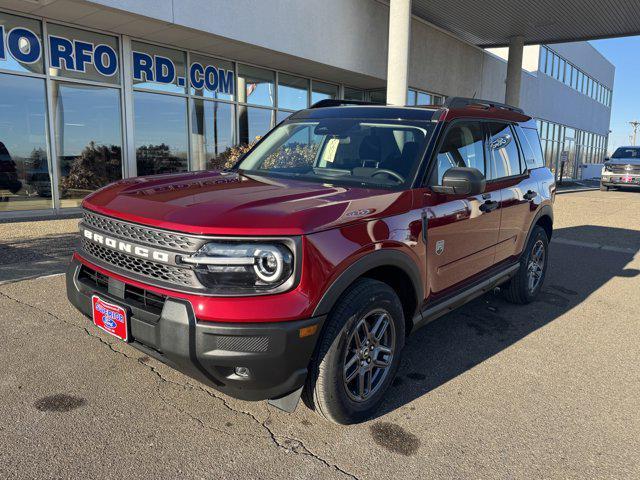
630,121,640,146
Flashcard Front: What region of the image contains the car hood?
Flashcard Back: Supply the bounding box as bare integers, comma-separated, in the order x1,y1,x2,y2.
608,158,640,165
82,170,412,236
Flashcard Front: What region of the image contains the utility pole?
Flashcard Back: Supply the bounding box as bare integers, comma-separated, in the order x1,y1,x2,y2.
630,121,640,146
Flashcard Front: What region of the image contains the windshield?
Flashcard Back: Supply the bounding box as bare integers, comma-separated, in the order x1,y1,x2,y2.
236,118,435,188
612,147,640,159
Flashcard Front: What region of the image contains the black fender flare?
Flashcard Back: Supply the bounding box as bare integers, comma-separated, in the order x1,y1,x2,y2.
525,204,554,248
312,248,424,317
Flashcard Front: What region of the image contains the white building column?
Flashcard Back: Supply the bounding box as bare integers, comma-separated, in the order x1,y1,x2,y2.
386,0,412,106
505,35,524,107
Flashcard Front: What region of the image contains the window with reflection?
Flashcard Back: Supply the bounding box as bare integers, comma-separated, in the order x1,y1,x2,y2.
191,99,236,170
53,82,123,207
237,64,275,107
47,24,119,85
311,81,338,104
238,106,274,145
0,12,44,75
277,73,308,111
345,87,365,101
189,53,234,101
132,41,186,94
0,73,51,211
434,122,485,185
276,110,293,123
134,91,188,176
487,123,523,179
407,89,417,105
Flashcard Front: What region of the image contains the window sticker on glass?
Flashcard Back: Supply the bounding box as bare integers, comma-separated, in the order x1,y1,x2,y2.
322,138,341,163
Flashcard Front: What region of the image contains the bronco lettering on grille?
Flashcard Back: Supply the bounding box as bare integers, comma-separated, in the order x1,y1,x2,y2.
82,228,171,263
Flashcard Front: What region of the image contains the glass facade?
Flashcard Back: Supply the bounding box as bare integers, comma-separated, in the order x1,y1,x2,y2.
0,9,614,214
53,82,123,207
134,91,188,176
407,88,445,106
0,73,50,211
540,45,612,108
537,119,607,179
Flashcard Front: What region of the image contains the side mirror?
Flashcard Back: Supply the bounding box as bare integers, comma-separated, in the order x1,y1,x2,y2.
431,167,486,196
604,157,610,163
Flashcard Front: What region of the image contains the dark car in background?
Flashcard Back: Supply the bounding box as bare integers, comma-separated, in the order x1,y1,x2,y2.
0,141,22,200
601,146,640,190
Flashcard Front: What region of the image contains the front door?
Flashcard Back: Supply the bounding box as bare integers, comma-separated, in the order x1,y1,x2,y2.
486,122,539,263
421,120,501,296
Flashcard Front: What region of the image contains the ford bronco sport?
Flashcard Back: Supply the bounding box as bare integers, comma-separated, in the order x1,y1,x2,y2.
67,97,555,424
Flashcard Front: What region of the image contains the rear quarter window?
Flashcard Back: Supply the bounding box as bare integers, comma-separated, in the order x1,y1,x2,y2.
518,126,545,169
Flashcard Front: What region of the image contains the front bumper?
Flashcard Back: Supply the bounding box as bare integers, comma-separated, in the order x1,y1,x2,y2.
66,257,325,401
601,173,640,186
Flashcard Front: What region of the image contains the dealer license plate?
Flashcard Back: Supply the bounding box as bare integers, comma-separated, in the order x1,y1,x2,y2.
92,295,129,342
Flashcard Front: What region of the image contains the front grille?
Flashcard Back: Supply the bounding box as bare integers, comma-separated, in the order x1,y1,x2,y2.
82,238,198,288
78,265,109,290
609,164,640,174
78,265,167,316
216,335,270,353
124,284,167,315
83,210,201,252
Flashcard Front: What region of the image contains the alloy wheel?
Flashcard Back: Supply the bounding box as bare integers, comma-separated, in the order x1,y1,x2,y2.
527,239,545,293
342,309,396,402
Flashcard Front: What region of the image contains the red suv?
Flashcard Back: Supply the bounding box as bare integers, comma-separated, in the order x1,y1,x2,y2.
67,98,555,424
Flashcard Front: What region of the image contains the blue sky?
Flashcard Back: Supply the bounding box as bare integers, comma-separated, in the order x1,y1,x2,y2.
590,37,640,153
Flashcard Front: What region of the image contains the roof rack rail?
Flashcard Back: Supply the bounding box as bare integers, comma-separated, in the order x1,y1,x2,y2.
444,96,524,114
309,99,383,109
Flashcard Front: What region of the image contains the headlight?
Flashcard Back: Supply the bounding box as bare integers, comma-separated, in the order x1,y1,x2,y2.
603,163,612,172
180,241,295,294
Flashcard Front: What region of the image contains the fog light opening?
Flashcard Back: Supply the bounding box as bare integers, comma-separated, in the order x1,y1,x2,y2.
235,366,250,378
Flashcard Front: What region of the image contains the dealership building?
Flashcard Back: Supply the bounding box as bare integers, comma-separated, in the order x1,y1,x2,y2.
0,0,620,217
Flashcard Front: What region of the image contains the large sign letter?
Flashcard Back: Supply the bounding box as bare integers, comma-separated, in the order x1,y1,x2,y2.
219,69,234,95
155,55,175,84
189,62,205,90
0,25,5,60
49,35,75,70
132,51,153,82
94,44,117,76
7,27,41,64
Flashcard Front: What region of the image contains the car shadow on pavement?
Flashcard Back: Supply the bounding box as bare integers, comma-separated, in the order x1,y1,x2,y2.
0,233,78,283
375,225,640,418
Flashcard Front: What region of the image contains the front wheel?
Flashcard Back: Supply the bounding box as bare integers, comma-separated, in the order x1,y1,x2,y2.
600,184,609,191
304,278,405,424
504,226,549,304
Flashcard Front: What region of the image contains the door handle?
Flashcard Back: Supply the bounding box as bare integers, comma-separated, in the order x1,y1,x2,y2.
480,200,499,213
523,190,538,201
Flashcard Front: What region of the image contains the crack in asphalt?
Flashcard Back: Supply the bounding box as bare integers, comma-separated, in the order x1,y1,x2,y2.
0,289,359,480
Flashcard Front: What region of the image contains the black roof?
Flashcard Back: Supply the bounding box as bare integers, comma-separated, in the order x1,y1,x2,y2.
290,105,438,121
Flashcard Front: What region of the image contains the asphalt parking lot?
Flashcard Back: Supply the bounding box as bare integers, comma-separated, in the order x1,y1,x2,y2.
1,189,639,479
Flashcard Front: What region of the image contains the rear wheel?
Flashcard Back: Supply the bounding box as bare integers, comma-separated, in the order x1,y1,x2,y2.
504,226,549,304
304,278,405,424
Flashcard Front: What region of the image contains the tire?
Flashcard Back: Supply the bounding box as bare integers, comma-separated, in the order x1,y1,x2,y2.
600,184,609,191
304,278,405,424
504,226,549,304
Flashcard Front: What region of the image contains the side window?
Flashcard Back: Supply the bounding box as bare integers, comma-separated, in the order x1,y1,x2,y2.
518,126,545,169
487,123,523,179
432,121,485,185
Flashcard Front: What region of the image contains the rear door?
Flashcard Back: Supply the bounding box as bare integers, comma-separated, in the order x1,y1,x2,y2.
485,122,540,263
421,120,502,295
